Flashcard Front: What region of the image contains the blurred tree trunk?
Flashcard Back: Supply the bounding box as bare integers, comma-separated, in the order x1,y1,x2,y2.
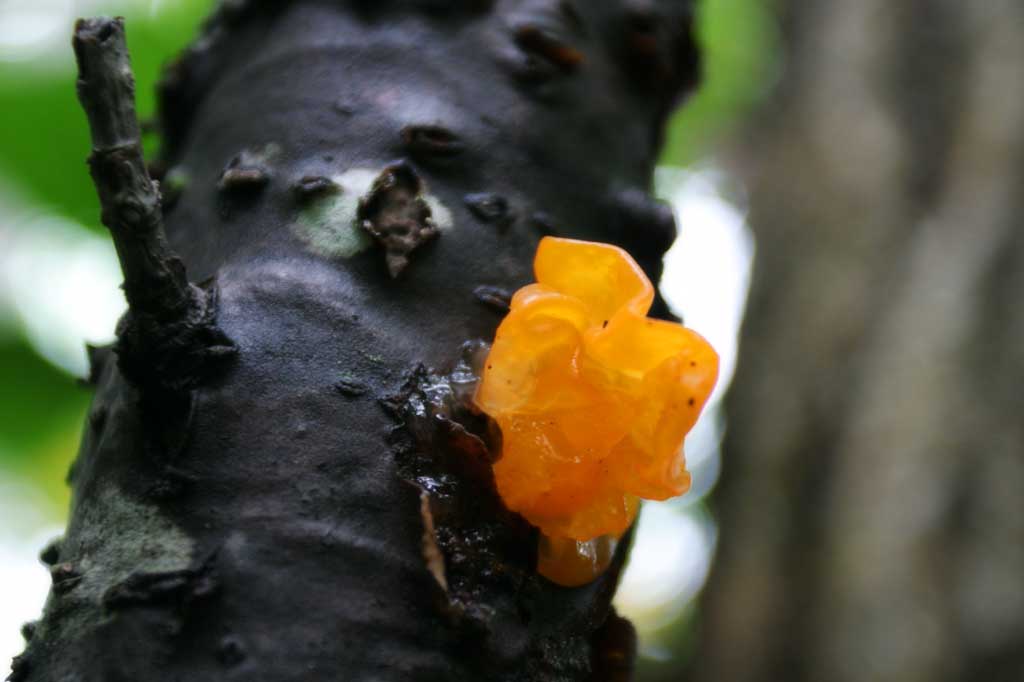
692,1,1024,681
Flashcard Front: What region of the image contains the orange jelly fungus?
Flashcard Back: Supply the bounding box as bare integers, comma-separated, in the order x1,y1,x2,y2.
474,236,719,586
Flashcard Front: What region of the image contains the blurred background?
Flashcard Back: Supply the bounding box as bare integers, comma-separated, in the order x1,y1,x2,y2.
1,1,1021,681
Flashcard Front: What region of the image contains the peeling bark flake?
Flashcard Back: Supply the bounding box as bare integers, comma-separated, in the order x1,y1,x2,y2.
420,491,449,592
357,162,439,278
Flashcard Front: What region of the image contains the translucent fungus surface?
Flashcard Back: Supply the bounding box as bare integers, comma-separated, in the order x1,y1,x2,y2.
474,237,719,586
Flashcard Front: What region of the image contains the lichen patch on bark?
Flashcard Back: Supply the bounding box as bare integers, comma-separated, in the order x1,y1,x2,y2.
61,484,197,606
292,165,452,264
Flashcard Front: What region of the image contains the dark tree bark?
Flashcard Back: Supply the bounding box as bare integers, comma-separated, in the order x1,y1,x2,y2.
11,2,700,681
691,2,1024,681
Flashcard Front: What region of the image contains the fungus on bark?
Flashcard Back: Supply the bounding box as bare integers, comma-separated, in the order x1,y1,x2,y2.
14,2,701,680
474,237,718,586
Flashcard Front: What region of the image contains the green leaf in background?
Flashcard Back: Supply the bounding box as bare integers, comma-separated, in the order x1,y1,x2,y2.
0,0,214,229
0,339,90,507
661,0,780,166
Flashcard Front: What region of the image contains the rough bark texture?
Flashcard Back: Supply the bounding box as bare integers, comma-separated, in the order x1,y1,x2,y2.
12,2,700,681
691,2,1024,681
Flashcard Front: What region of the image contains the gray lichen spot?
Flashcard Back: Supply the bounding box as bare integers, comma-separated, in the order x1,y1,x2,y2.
31,483,197,648
61,484,196,605
293,166,453,260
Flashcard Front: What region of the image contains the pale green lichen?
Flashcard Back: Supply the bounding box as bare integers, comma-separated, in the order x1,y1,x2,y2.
292,168,374,259
292,166,453,260
254,142,282,164
424,194,453,231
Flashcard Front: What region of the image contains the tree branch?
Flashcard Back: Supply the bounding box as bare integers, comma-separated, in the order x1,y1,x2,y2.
73,17,234,392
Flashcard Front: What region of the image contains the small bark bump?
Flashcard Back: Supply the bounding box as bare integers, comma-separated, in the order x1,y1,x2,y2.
464,193,515,231
513,24,584,73
218,150,271,194
333,101,355,117
402,125,465,161
473,285,512,314
20,621,37,643
39,538,62,567
333,376,369,398
50,563,83,595
529,211,560,236
7,652,30,682
217,635,246,667
292,175,340,202
103,559,219,611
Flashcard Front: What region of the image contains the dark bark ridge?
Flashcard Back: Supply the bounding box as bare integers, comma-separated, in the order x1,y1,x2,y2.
15,2,699,680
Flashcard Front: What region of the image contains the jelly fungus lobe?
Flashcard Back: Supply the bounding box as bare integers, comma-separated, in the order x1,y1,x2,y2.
474,236,719,586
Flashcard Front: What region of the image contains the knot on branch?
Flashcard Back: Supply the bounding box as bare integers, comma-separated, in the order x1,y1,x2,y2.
116,282,237,394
